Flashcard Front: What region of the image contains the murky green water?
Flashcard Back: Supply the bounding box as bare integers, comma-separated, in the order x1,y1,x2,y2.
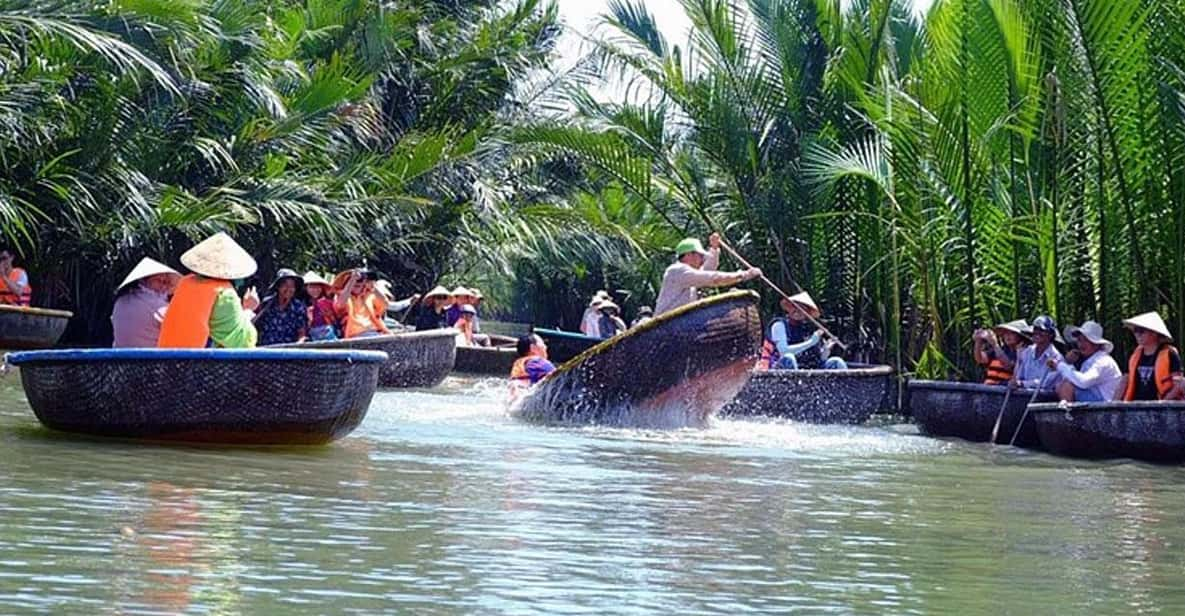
4,373,1185,614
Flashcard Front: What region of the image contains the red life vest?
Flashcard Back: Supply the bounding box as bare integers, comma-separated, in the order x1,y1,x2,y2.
0,267,32,306
1123,345,1179,401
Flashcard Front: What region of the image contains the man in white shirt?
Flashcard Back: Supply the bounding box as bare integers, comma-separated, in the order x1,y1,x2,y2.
1011,315,1063,390
654,233,760,315
1047,320,1122,401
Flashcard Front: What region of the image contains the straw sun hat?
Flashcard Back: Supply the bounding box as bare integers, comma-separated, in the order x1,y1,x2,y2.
116,257,180,293
1122,312,1173,340
424,285,451,299
302,271,331,288
781,291,821,318
180,232,257,280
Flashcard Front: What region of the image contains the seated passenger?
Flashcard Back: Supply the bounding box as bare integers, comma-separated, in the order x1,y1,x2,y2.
446,287,476,327
974,320,1030,385
454,304,477,347
374,279,419,315
111,258,180,347
596,301,627,339
1117,312,1184,401
0,246,31,306
1047,320,1122,402
157,232,260,348
630,306,654,328
761,292,847,370
581,292,609,335
304,272,339,341
333,269,391,339
1011,315,1063,390
414,286,452,331
253,269,308,345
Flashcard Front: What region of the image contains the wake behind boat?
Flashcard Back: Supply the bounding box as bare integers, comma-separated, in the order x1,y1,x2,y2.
513,291,762,428
6,348,387,444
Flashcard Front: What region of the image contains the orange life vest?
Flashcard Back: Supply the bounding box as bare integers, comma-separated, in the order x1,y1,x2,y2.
342,293,390,339
157,275,231,348
982,347,1017,385
1123,345,1179,401
0,267,32,305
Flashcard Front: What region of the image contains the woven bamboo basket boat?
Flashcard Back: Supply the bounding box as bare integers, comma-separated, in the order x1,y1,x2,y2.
454,335,519,376
534,328,600,364
722,364,894,424
514,291,762,428
1029,401,1185,463
0,305,72,349
278,330,455,388
907,380,1056,448
5,348,387,444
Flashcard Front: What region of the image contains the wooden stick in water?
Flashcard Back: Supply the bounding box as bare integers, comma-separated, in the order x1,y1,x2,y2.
718,238,848,351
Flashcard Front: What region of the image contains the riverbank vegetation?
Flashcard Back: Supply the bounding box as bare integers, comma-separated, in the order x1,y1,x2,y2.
4,0,1184,379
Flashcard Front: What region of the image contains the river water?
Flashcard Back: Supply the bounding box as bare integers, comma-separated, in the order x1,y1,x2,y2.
3,374,1185,614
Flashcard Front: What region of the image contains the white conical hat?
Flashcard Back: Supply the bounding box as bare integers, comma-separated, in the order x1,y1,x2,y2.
424,285,451,299
783,291,821,317
116,257,180,293
180,232,257,280
1123,311,1173,340
994,319,1032,341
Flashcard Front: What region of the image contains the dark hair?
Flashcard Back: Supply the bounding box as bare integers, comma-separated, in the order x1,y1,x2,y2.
516,335,534,357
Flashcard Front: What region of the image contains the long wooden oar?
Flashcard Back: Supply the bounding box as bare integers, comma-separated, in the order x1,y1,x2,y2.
989,384,1015,445
718,239,847,351
1008,368,1052,447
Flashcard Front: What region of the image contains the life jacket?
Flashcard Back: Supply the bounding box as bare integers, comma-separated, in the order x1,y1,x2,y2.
510,356,554,385
1123,344,1179,401
760,317,821,370
342,292,390,339
982,347,1017,385
0,267,32,306
157,275,231,348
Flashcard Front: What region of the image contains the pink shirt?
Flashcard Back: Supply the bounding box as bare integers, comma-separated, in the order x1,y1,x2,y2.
111,287,169,347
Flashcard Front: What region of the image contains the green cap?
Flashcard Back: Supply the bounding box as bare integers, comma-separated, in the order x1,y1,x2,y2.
675,238,709,257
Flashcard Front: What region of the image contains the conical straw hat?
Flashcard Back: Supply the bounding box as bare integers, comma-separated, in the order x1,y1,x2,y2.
783,291,821,317
180,232,256,280
116,258,180,293
424,285,451,299
1123,311,1173,340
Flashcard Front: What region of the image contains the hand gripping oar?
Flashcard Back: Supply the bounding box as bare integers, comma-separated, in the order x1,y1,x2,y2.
718,239,848,351
1008,368,1052,447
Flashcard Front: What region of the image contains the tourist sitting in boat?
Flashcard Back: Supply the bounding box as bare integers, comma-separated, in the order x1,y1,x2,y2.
333,269,391,338
455,304,477,347
761,291,847,370
1116,312,1184,401
303,272,339,341
509,333,556,399
630,306,653,328
596,301,627,339
253,269,308,345
1046,320,1122,402
111,257,180,347
1011,315,1063,390
655,232,760,316
374,279,419,315
158,232,261,348
973,320,1030,385
446,286,476,326
581,291,610,335
414,286,452,331
0,246,31,306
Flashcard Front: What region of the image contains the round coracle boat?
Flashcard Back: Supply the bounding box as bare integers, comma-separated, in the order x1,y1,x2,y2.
514,291,763,428
5,348,388,445
0,305,72,349
278,330,455,388
722,364,894,424
1029,401,1185,463
907,380,1056,448
454,335,519,376
534,328,600,364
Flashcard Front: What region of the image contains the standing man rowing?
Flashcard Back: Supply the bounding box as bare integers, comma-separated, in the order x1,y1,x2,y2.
654,232,761,316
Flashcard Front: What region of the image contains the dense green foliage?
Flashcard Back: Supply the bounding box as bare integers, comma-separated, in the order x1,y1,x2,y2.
0,0,558,341
514,0,1185,378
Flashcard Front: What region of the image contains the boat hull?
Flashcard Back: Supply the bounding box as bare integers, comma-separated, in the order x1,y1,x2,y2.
0,305,72,349
907,380,1056,447
722,364,893,424
279,330,455,388
534,328,600,364
1030,402,1185,463
6,348,387,445
454,346,518,376
515,291,763,428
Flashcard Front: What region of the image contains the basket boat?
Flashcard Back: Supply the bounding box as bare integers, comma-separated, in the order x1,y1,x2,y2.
278,330,455,388
0,305,72,349
534,328,601,364
722,364,894,424
907,380,1056,448
514,291,762,428
1029,401,1185,463
6,348,387,444
454,335,519,376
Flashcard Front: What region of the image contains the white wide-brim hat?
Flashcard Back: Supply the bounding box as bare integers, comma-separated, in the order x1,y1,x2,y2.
116,257,180,293
303,271,331,287
1122,311,1173,340
180,232,257,280
374,280,395,301
993,319,1033,341
1066,320,1114,354
782,291,821,318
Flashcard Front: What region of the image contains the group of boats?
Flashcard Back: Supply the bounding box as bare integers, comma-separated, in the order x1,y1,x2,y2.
1,295,1183,464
